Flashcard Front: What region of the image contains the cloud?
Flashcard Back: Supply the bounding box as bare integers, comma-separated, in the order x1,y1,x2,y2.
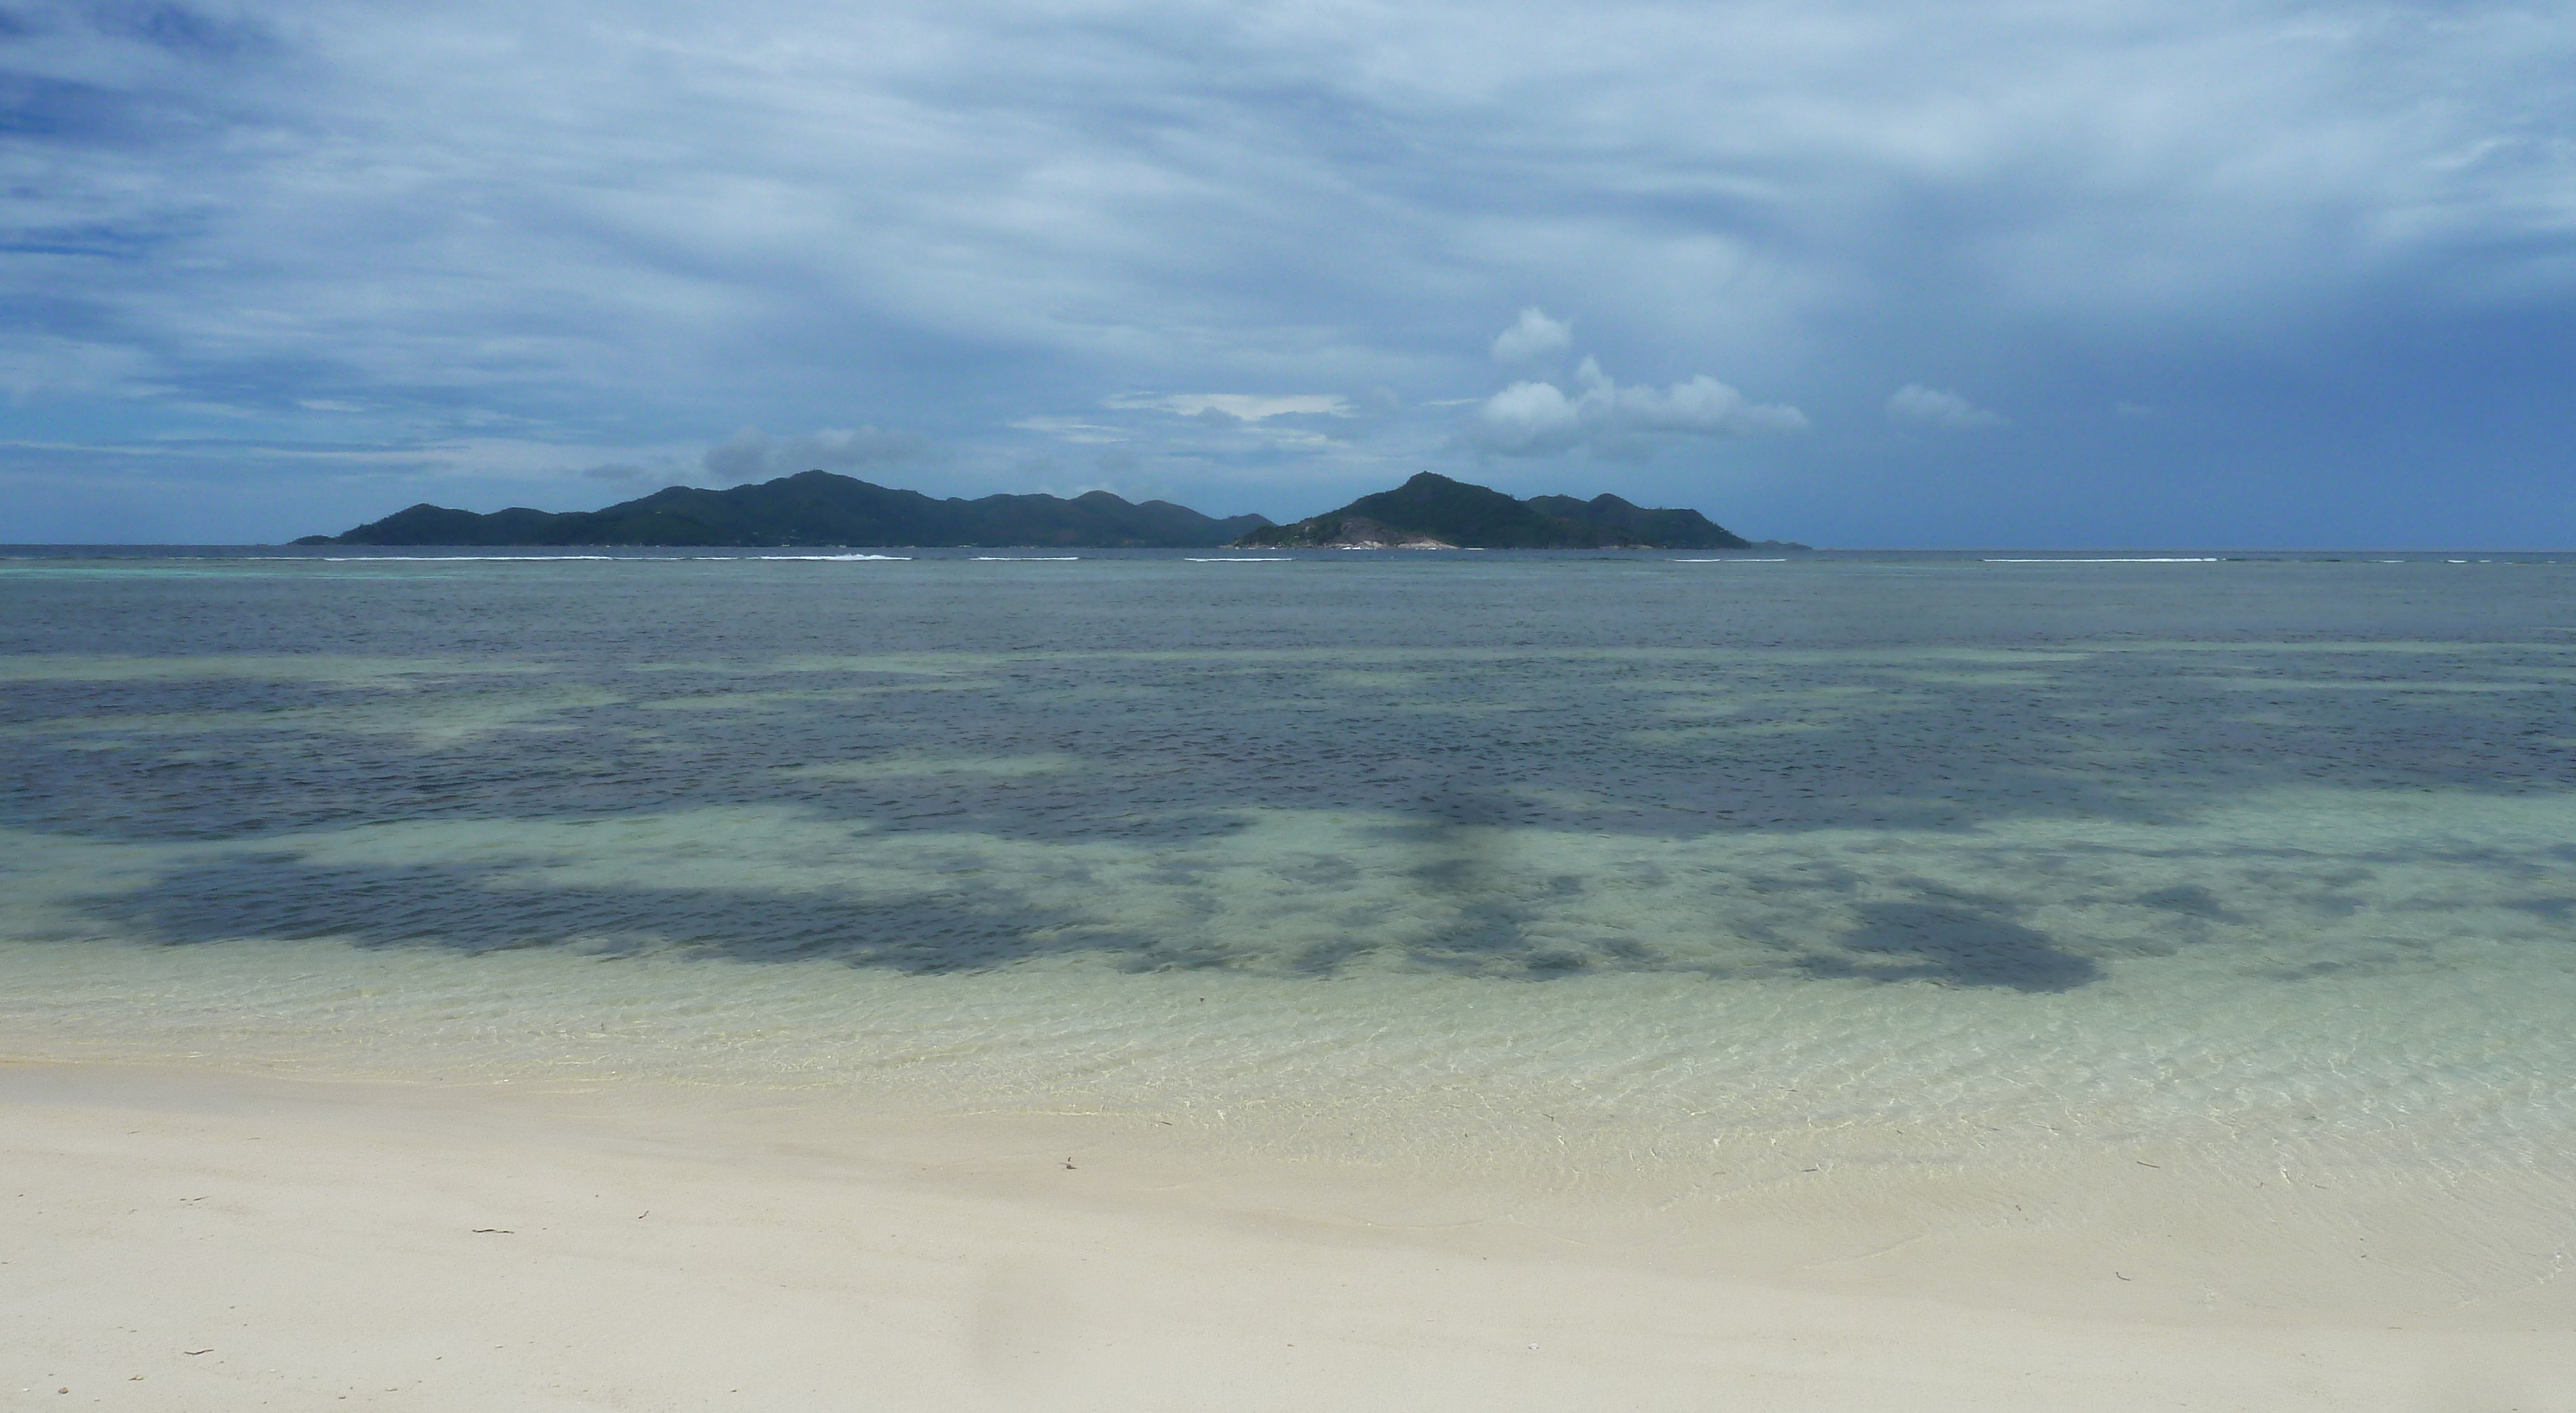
0,337,157,402
1103,394,1350,421
1473,356,1806,454
1886,385,2007,430
1490,308,1572,363
701,426,923,483
1618,371,1810,435
1009,417,1128,444
7,0,2576,542
1478,381,1580,446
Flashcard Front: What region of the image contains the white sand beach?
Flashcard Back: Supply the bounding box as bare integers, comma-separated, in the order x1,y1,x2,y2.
10,560,2576,1409
8,1061,2568,1412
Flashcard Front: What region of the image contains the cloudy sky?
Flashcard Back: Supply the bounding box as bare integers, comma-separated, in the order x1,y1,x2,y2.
5,0,2573,545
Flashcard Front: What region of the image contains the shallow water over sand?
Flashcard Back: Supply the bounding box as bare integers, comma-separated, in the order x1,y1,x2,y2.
5,549,2575,1289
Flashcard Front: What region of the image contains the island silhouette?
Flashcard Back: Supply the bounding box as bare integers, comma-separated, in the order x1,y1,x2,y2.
1238,471,1757,549
299,469,1790,550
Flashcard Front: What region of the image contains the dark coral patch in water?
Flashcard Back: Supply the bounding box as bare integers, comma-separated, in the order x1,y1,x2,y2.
1806,900,2101,992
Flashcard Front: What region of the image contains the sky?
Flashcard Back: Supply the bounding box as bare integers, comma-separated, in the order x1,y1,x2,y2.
3,0,2573,546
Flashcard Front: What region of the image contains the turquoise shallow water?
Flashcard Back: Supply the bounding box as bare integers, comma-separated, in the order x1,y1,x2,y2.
5,549,2575,1195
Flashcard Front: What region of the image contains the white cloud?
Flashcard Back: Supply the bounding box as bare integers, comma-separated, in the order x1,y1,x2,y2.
10,0,2576,540
1616,372,1812,435
1473,356,1806,453
1010,417,1129,444
1103,393,1350,421
1478,381,1581,446
1490,308,1572,363
1886,385,2007,430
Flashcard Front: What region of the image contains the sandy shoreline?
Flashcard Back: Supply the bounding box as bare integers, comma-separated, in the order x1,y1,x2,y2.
6,1061,2568,1411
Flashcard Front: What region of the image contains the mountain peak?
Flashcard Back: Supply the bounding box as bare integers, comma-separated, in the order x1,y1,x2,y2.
1239,475,1754,549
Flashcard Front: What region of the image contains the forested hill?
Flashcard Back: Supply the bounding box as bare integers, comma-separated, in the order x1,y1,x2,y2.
299,470,1273,548
1236,472,1756,549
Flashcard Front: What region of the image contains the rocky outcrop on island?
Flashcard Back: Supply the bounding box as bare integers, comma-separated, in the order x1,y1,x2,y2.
1235,472,1756,549
298,470,1274,549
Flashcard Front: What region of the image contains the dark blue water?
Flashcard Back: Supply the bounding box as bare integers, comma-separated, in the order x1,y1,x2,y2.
6,550,2575,990
14,547,2574,1322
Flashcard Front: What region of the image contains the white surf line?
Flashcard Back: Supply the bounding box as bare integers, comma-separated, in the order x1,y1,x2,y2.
970,555,1079,561
1670,557,1787,562
1185,556,1292,562
313,553,914,562
1982,556,2222,563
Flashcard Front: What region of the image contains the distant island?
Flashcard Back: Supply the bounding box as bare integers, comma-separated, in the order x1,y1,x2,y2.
298,470,1272,548
297,468,1796,551
1236,471,1785,549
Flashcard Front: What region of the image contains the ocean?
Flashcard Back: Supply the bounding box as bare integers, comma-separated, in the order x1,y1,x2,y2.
6,546,2573,1298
